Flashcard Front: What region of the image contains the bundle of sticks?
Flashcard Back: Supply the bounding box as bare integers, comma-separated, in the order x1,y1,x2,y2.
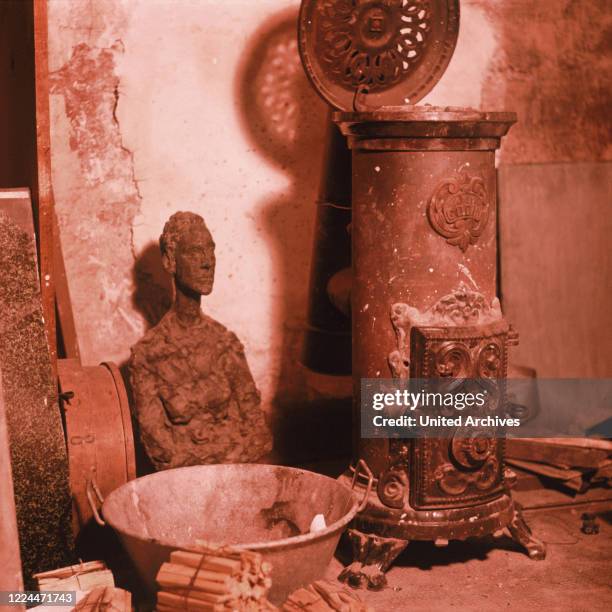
33,560,114,592
156,544,276,611
74,586,131,611
507,437,612,493
283,580,374,612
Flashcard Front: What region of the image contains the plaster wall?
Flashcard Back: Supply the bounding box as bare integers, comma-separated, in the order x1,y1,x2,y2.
47,0,612,416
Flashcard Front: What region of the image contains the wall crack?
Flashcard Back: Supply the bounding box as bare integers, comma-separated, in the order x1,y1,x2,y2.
49,39,146,362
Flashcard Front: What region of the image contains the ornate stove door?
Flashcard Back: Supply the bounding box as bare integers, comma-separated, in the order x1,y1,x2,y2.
408,321,511,510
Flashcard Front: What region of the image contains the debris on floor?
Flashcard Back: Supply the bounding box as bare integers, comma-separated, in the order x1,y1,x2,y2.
581,513,600,535
283,580,375,612
506,438,612,492
73,586,131,611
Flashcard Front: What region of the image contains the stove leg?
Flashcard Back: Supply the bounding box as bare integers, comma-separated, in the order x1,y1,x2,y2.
506,505,546,560
339,528,408,590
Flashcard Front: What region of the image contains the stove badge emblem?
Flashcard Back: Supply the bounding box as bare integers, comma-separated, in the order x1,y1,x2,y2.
427,167,489,252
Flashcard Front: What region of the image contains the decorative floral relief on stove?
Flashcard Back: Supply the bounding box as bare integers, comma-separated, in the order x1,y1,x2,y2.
434,456,499,496
377,467,409,509
427,166,489,252
431,282,501,325
409,321,510,509
387,283,502,378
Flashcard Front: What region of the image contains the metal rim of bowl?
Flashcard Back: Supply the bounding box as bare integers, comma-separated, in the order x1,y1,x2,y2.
102,463,360,552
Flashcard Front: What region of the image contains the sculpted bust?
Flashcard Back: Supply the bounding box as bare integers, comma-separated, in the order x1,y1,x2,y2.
129,212,273,470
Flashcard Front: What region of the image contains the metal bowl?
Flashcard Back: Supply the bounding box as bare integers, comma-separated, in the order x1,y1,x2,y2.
102,464,362,604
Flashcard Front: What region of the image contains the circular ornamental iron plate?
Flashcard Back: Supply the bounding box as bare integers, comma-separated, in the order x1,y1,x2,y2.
298,0,460,110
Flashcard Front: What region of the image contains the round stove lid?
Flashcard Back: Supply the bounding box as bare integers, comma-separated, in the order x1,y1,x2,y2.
298,0,460,111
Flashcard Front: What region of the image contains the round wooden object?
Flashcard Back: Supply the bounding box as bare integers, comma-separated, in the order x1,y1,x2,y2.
58,359,136,536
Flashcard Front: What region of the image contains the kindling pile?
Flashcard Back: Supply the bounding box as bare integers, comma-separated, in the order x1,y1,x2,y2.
155,545,276,611
33,560,114,592
283,580,374,612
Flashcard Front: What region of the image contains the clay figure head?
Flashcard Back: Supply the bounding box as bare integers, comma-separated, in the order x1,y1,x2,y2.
160,212,216,296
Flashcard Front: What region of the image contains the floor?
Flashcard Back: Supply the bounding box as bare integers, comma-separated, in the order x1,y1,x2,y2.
101,457,612,611
323,509,612,612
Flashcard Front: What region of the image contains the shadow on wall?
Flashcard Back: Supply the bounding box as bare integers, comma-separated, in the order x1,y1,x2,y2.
124,241,173,477
131,240,173,329
234,8,352,464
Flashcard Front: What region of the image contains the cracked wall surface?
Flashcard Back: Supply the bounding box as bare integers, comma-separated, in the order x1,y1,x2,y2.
49,0,144,366
47,0,612,410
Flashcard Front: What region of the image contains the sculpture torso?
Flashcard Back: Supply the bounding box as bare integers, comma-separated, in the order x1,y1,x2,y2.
130,308,272,470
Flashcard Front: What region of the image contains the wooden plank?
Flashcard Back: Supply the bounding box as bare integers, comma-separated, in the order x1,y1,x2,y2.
506,458,584,482
531,437,612,451
514,482,612,515
507,438,610,470
53,212,81,360
522,498,612,516
33,0,57,376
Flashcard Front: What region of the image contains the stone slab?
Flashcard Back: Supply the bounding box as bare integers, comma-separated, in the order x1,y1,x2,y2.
0,373,24,593
0,213,73,586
